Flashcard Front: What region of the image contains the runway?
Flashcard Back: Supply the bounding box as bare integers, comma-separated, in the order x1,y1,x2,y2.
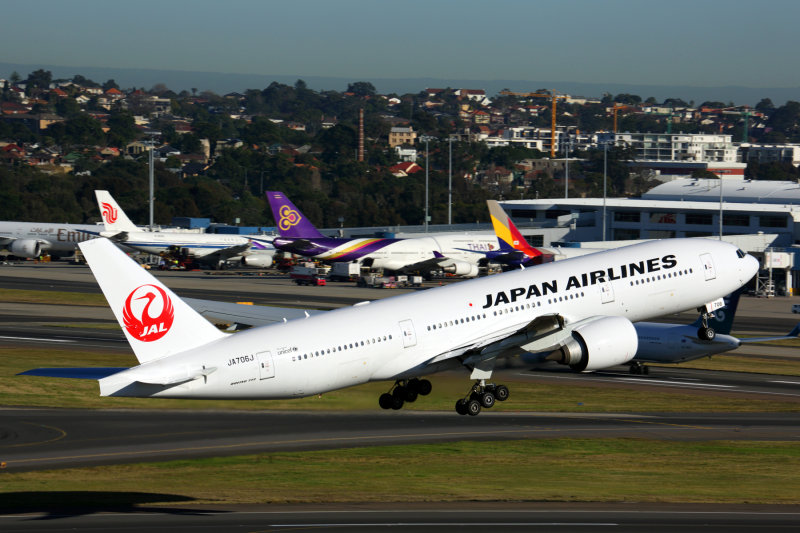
2,407,800,472
2,502,799,532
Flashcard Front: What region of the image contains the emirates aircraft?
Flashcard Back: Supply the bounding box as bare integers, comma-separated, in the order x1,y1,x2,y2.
22,237,758,416
0,221,100,259
95,190,275,268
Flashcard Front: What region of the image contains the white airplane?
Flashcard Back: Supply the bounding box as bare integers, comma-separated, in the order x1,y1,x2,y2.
95,190,275,268
21,237,758,416
267,191,498,277
0,221,100,259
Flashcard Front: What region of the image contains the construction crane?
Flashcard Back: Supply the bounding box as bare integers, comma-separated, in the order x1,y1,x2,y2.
612,103,633,133
500,89,567,157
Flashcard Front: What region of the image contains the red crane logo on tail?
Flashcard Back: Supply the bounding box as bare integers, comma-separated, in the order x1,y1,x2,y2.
122,284,175,342
101,202,118,223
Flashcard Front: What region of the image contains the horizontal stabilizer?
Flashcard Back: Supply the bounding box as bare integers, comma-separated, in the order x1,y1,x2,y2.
18,368,128,380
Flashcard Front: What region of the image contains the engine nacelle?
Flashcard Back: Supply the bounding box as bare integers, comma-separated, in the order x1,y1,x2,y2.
240,253,274,268
441,261,479,277
9,239,41,258
550,316,638,372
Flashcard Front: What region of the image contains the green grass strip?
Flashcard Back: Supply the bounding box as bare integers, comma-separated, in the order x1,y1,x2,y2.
2,439,799,507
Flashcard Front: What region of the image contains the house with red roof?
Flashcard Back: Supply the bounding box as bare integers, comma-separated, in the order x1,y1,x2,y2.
389,161,422,177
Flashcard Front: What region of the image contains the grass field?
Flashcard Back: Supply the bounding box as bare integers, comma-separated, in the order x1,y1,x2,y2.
2,439,799,508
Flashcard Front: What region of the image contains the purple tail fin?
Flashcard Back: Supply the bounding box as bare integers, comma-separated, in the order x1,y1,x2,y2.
266,191,325,239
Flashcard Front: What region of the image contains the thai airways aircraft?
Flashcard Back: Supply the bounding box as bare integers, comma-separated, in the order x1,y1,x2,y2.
96,190,275,268
21,236,758,416
267,191,497,277
0,221,100,259
486,200,597,268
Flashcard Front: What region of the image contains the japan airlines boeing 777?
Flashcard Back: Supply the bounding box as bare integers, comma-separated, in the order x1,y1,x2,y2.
21,237,758,416
96,190,275,268
267,191,496,277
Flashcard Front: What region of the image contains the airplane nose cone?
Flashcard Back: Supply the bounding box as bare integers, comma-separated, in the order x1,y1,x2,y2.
743,253,759,282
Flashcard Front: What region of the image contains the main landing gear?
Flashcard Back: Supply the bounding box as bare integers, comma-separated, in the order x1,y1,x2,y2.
696,307,716,341
629,361,650,375
454,380,510,416
378,378,432,410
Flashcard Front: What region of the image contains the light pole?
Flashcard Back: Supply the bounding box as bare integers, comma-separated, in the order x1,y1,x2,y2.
719,176,724,240
148,141,154,230
603,141,608,241
425,137,429,232
448,136,452,226
564,135,571,199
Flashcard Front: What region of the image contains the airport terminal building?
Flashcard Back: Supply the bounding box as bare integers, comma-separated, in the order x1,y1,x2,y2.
499,178,800,295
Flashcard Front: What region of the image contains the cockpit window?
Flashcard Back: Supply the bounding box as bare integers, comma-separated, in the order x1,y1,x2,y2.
736,249,746,258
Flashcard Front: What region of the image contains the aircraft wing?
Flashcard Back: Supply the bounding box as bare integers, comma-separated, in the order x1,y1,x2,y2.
411,313,637,379
739,323,800,343
183,297,322,327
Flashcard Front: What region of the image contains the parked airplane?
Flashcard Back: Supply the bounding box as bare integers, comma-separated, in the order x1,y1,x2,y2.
628,289,800,374
486,200,597,268
0,221,100,259
21,236,758,416
96,190,275,268
266,191,498,277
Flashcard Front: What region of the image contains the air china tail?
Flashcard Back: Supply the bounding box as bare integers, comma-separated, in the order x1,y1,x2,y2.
265,191,325,239
94,190,139,232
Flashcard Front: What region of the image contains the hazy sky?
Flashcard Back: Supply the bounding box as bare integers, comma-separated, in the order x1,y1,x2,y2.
4,0,799,89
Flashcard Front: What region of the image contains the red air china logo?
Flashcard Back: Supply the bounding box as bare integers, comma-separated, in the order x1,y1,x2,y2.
278,205,301,231
101,202,118,223
122,284,175,342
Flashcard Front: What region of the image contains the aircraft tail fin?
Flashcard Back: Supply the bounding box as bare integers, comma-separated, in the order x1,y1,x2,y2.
266,191,325,239
487,200,543,259
95,190,139,232
690,287,744,335
79,238,227,364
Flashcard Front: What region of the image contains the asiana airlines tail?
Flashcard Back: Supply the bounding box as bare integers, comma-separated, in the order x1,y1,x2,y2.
21,237,758,416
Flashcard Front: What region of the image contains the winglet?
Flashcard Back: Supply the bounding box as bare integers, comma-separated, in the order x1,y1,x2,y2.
79,238,226,364
94,190,140,232
266,191,325,239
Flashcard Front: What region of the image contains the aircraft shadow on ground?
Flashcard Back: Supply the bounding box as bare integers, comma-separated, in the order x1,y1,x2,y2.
0,491,226,519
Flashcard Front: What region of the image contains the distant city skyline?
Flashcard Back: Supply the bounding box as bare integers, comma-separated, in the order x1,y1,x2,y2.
3,0,799,93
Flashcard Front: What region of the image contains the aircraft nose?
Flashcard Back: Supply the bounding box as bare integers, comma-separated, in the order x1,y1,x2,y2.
743,253,759,281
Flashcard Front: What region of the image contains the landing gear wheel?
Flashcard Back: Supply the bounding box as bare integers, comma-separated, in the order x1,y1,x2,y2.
466,399,482,416
417,379,432,396
379,393,393,410
404,388,418,403
494,385,509,402
480,391,495,409
455,399,468,415
698,326,715,341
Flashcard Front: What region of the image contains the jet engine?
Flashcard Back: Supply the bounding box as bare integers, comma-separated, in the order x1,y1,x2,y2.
441,260,479,278
547,316,638,372
9,239,41,258
240,254,274,268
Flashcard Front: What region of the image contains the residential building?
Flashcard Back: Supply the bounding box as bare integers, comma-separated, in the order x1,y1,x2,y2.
389,126,416,148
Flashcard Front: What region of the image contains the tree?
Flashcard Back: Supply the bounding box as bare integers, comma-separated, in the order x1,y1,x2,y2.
102,79,119,91
347,81,376,97
755,98,775,114
107,111,138,146
25,69,52,96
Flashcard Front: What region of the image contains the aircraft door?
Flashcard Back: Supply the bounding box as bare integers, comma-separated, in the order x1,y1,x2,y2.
700,253,717,281
399,319,417,348
256,351,275,379
600,281,615,304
